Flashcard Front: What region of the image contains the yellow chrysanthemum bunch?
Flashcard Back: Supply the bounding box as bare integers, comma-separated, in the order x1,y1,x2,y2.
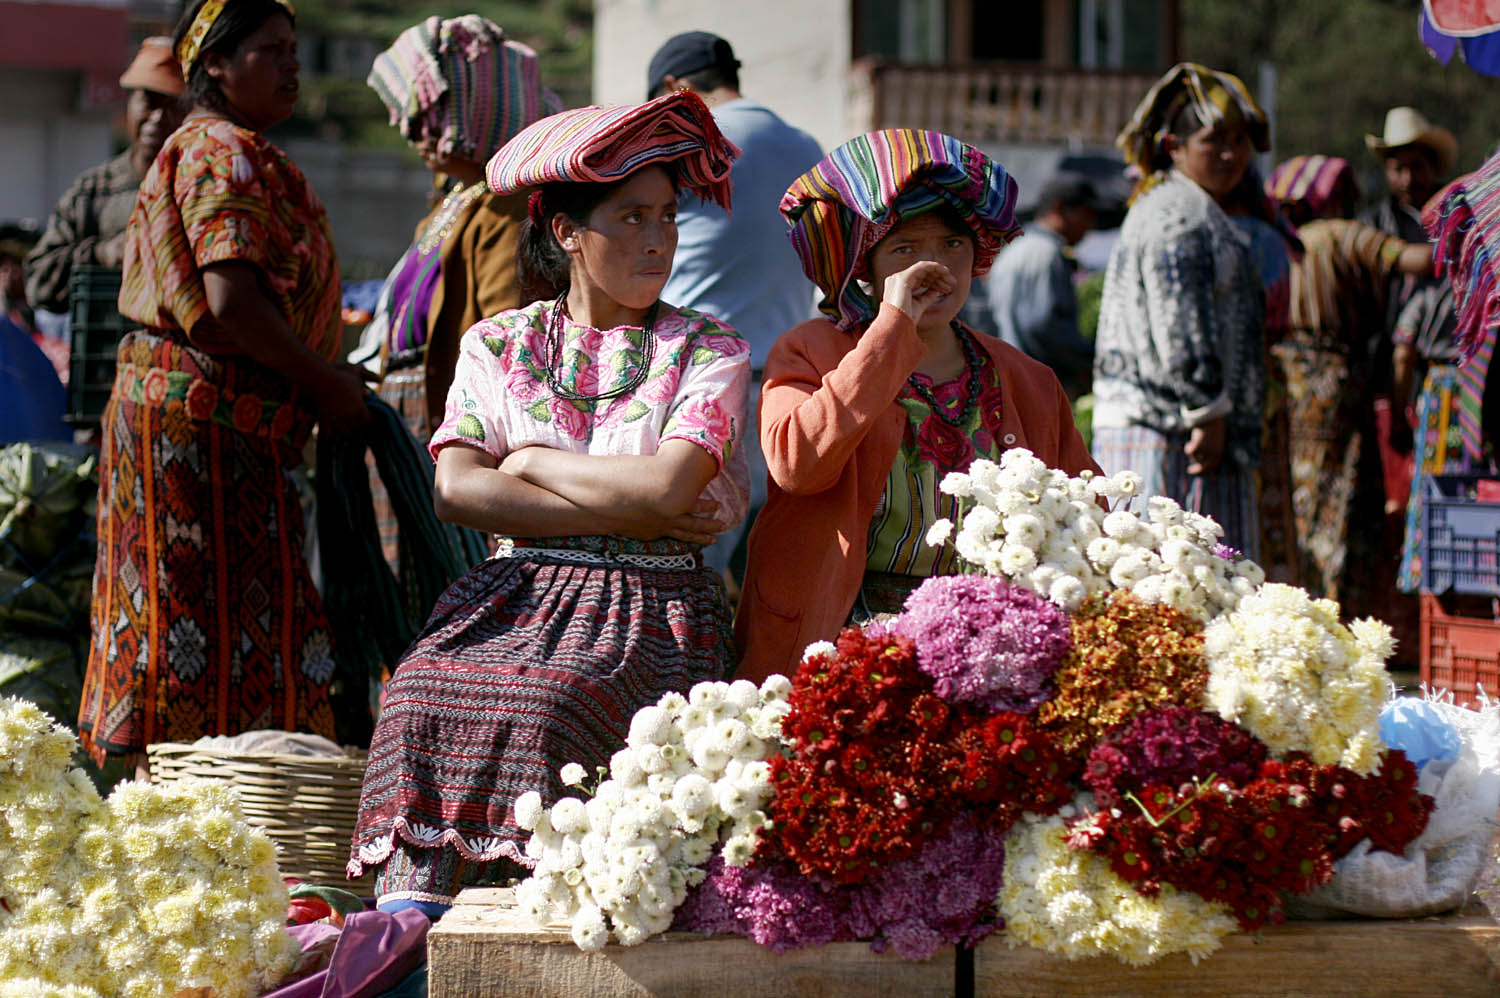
0,697,299,998
1204,584,1392,775
997,807,1238,966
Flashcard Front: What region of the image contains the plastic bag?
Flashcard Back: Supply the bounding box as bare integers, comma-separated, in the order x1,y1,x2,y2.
1290,694,1500,918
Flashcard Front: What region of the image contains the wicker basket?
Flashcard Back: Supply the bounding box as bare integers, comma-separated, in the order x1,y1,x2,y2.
147,742,374,894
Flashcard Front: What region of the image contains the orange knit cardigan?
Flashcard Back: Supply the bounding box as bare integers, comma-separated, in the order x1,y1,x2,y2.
733,303,1101,682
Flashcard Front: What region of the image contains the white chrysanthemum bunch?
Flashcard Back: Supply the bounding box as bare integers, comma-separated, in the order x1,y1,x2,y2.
513,677,790,952
0,697,299,998
997,805,1238,966
928,448,1264,619
1204,584,1392,775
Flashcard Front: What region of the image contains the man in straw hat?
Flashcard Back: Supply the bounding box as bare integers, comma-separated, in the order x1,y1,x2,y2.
26,37,185,313
1361,106,1458,246
1358,107,1459,501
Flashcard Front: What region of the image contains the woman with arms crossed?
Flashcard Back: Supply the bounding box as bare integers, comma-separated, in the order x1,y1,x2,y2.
350,91,749,915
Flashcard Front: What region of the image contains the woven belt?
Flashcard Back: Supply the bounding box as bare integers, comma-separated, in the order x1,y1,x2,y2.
492,543,700,571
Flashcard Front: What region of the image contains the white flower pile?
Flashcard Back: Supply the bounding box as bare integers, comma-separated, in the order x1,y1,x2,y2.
0,697,299,998
998,804,1239,966
513,678,790,951
928,448,1264,619
1205,584,1394,775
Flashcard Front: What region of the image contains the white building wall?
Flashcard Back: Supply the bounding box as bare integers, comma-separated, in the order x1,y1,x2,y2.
592,0,852,154
0,67,112,225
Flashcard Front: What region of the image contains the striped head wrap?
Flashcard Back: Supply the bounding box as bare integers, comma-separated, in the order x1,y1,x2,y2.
780,129,1023,331
1266,155,1361,225
485,90,739,208
1426,160,1496,459
1116,62,1269,202
368,16,556,163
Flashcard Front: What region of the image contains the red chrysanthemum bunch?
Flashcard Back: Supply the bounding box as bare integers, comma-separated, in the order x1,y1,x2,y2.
1072,775,1335,930
1035,592,1208,757
1259,749,1433,857
1069,747,1435,930
768,627,1073,885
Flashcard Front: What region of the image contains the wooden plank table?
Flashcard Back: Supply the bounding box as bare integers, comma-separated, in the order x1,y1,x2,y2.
428,888,1500,998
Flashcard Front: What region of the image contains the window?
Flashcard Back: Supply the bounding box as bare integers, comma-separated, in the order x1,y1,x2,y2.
855,0,946,62
1077,0,1163,70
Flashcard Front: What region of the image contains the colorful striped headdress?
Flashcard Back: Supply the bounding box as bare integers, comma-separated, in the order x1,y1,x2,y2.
1117,63,1269,202
485,90,739,208
1426,159,1497,459
368,16,555,163
1266,155,1361,225
780,129,1023,330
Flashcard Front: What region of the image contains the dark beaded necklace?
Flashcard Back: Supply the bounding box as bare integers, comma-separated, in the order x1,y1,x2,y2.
544,294,659,403
905,321,983,428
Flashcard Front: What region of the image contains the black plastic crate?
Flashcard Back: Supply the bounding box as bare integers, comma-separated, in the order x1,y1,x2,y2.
1420,474,1500,597
65,265,129,426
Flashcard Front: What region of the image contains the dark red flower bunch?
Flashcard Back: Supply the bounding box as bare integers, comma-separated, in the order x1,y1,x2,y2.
1071,747,1435,930
768,627,1073,885
1083,706,1267,809
1258,749,1433,858
1072,775,1334,930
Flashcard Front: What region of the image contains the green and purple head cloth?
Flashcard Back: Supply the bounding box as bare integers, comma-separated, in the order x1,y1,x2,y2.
368,15,557,163
780,129,1023,331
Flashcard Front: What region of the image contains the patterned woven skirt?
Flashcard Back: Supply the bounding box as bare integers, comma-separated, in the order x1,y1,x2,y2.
349,536,733,905
78,329,337,763
1092,424,1261,561
1277,340,1387,615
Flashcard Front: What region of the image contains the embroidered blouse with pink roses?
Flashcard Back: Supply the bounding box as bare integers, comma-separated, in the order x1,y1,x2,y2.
429,299,751,536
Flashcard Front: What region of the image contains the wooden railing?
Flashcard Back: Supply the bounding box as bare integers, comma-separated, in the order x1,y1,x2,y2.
849,59,1162,147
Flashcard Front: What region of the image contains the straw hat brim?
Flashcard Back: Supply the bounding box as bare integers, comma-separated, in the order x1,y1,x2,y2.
1365,128,1458,176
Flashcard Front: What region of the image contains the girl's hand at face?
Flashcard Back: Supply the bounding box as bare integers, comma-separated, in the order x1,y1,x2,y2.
880,260,958,328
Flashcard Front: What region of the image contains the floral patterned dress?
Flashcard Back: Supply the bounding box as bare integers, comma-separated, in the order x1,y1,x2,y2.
350,299,749,906
78,119,341,764
857,328,1006,616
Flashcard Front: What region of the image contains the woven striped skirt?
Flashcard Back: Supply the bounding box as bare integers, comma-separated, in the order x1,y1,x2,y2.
1092,424,1261,562
349,536,733,905
79,329,337,763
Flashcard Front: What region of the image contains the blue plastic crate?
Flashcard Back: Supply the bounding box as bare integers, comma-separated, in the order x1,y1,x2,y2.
1420,474,1500,597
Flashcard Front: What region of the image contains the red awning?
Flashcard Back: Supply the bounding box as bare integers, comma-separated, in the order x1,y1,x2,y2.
0,0,130,73
1426,0,1500,37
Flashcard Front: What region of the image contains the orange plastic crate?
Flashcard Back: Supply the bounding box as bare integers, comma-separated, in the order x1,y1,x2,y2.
1420,592,1500,708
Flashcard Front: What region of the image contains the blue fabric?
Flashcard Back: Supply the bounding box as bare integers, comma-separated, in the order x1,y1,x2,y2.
1463,30,1500,76
661,99,823,367
376,898,451,920
1379,698,1462,768
0,317,68,444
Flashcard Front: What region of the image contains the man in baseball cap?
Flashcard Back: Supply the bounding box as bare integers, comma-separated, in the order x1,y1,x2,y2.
27,37,186,312
644,31,824,593
646,31,742,101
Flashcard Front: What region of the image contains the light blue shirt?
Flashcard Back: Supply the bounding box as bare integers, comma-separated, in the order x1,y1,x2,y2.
986,227,1093,397
662,98,823,369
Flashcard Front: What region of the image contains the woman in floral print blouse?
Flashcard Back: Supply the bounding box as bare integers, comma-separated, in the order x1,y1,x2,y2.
349,92,750,916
